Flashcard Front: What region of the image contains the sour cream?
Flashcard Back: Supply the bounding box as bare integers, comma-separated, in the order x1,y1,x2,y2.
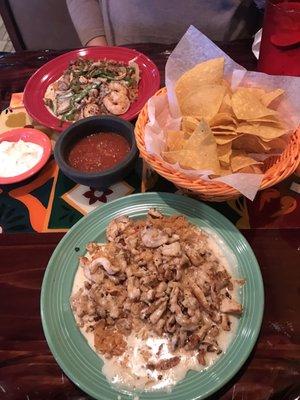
0,140,43,177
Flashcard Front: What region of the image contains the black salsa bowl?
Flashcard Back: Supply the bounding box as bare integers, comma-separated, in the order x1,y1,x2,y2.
54,116,138,188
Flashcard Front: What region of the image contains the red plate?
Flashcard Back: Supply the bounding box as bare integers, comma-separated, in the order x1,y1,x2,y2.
23,47,160,132
0,128,52,185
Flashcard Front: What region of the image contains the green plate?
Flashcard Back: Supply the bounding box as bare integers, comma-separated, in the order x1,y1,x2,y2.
41,192,264,400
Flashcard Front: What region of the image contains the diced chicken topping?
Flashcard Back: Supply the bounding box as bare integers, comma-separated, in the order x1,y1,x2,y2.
70,210,244,362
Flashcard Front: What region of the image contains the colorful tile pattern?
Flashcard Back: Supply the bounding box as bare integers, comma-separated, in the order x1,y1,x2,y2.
0,96,299,233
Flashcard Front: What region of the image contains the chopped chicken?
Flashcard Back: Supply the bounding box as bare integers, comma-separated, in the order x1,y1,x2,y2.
220,297,243,315
70,210,244,367
147,356,181,371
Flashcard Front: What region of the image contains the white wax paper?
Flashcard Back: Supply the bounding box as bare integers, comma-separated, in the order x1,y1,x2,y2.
144,26,300,200
252,28,262,59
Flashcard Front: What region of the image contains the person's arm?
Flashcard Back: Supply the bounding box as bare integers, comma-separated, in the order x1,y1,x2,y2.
66,0,107,46
87,36,108,46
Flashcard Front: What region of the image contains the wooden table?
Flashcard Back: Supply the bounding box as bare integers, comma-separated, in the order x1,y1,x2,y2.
0,42,299,400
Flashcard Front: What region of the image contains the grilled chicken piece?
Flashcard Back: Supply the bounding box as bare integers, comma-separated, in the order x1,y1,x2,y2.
220,297,243,315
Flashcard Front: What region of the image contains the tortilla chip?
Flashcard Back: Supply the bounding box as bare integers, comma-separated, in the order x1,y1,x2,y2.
166,130,186,151
219,93,232,114
181,116,199,134
218,164,232,176
215,134,237,145
183,119,216,147
210,112,236,127
217,142,232,166
232,88,277,120
162,150,193,169
179,84,226,120
238,165,263,173
171,58,286,177
265,135,289,150
163,119,220,174
230,151,262,172
242,87,266,99
232,134,272,153
236,122,287,140
221,79,232,92
261,89,284,107
162,149,216,171
236,135,288,153
212,125,237,133
175,57,224,100
263,136,288,150
247,115,283,125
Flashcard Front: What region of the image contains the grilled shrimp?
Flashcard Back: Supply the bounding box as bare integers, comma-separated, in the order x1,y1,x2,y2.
103,92,130,115
83,103,100,117
108,82,128,96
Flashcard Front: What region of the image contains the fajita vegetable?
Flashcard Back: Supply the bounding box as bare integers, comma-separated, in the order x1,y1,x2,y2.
44,57,140,121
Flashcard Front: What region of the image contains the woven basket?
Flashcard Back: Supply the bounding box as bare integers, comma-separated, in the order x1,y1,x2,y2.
135,88,300,202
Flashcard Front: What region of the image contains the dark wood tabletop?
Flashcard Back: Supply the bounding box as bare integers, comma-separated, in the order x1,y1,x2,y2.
0,42,299,400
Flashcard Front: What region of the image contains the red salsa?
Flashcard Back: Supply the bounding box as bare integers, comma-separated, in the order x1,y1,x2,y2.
67,132,130,172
